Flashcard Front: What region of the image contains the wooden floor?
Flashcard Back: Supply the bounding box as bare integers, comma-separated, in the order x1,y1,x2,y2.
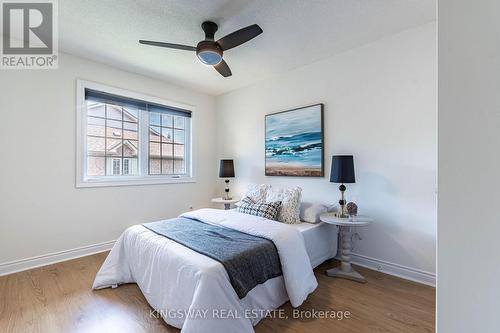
0,252,435,333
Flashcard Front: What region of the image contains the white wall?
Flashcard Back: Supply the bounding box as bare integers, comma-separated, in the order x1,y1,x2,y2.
0,53,217,265
438,1,500,332
215,23,437,279
0,23,437,285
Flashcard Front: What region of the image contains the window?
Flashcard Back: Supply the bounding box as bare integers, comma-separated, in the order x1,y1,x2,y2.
112,159,121,175
87,102,139,177
123,159,130,175
77,80,193,187
148,113,186,175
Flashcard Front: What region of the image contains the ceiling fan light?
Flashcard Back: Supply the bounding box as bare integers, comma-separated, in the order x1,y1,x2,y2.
196,41,223,65
197,50,222,65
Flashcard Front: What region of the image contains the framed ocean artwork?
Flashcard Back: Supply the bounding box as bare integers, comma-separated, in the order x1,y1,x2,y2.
265,104,324,177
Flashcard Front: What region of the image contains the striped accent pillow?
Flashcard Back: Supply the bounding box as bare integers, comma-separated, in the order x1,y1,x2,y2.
237,197,282,221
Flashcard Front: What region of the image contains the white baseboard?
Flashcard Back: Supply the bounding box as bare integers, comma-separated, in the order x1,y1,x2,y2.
348,253,436,287
0,240,115,277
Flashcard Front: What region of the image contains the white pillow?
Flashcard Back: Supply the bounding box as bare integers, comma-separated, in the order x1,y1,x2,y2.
300,202,328,223
243,184,270,203
266,186,302,224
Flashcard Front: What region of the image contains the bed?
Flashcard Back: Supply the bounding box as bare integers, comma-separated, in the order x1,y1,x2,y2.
291,221,338,268
93,208,337,333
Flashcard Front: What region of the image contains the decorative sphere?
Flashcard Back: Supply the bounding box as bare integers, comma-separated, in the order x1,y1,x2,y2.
346,202,358,216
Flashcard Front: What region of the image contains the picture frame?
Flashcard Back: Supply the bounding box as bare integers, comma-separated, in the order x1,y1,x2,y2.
265,103,324,177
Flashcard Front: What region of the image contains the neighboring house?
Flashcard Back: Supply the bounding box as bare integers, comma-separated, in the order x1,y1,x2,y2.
86,103,185,176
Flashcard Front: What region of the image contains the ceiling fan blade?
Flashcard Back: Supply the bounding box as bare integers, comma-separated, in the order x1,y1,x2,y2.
139,40,196,51
214,59,232,77
216,24,263,51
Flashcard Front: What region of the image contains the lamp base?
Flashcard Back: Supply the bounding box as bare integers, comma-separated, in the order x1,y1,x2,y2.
224,179,232,200
338,184,348,217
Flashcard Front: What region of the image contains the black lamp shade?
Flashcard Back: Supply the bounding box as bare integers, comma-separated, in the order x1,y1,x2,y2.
219,159,235,178
330,155,355,183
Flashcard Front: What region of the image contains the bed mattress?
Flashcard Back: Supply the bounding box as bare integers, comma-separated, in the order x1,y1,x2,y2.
291,221,338,268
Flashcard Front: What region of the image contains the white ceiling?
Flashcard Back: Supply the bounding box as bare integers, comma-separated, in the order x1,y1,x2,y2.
60,0,435,96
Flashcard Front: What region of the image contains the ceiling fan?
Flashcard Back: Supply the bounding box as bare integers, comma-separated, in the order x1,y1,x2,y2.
139,21,263,78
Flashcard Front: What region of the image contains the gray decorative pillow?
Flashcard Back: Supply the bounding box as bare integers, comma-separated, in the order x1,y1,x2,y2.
243,184,270,203
266,186,302,224
237,197,282,221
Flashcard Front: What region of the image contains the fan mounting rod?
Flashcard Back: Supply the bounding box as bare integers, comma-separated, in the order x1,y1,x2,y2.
201,21,218,41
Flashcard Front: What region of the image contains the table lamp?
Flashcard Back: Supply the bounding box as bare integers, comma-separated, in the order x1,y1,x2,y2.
219,159,235,200
330,155,355,218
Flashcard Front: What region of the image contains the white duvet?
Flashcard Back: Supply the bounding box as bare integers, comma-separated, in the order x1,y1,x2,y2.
93,208,318,333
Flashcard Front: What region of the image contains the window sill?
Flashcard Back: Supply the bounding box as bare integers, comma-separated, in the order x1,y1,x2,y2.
76,176,196,188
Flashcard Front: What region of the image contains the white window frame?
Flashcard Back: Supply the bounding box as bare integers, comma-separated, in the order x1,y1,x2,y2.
76,80,195,188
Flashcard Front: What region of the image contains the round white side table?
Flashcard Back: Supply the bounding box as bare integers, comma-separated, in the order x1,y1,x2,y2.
211,197,239,210
320,212,373,283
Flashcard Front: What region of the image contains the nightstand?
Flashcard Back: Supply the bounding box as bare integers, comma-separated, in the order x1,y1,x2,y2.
320,212,373,283
211,197,239,210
